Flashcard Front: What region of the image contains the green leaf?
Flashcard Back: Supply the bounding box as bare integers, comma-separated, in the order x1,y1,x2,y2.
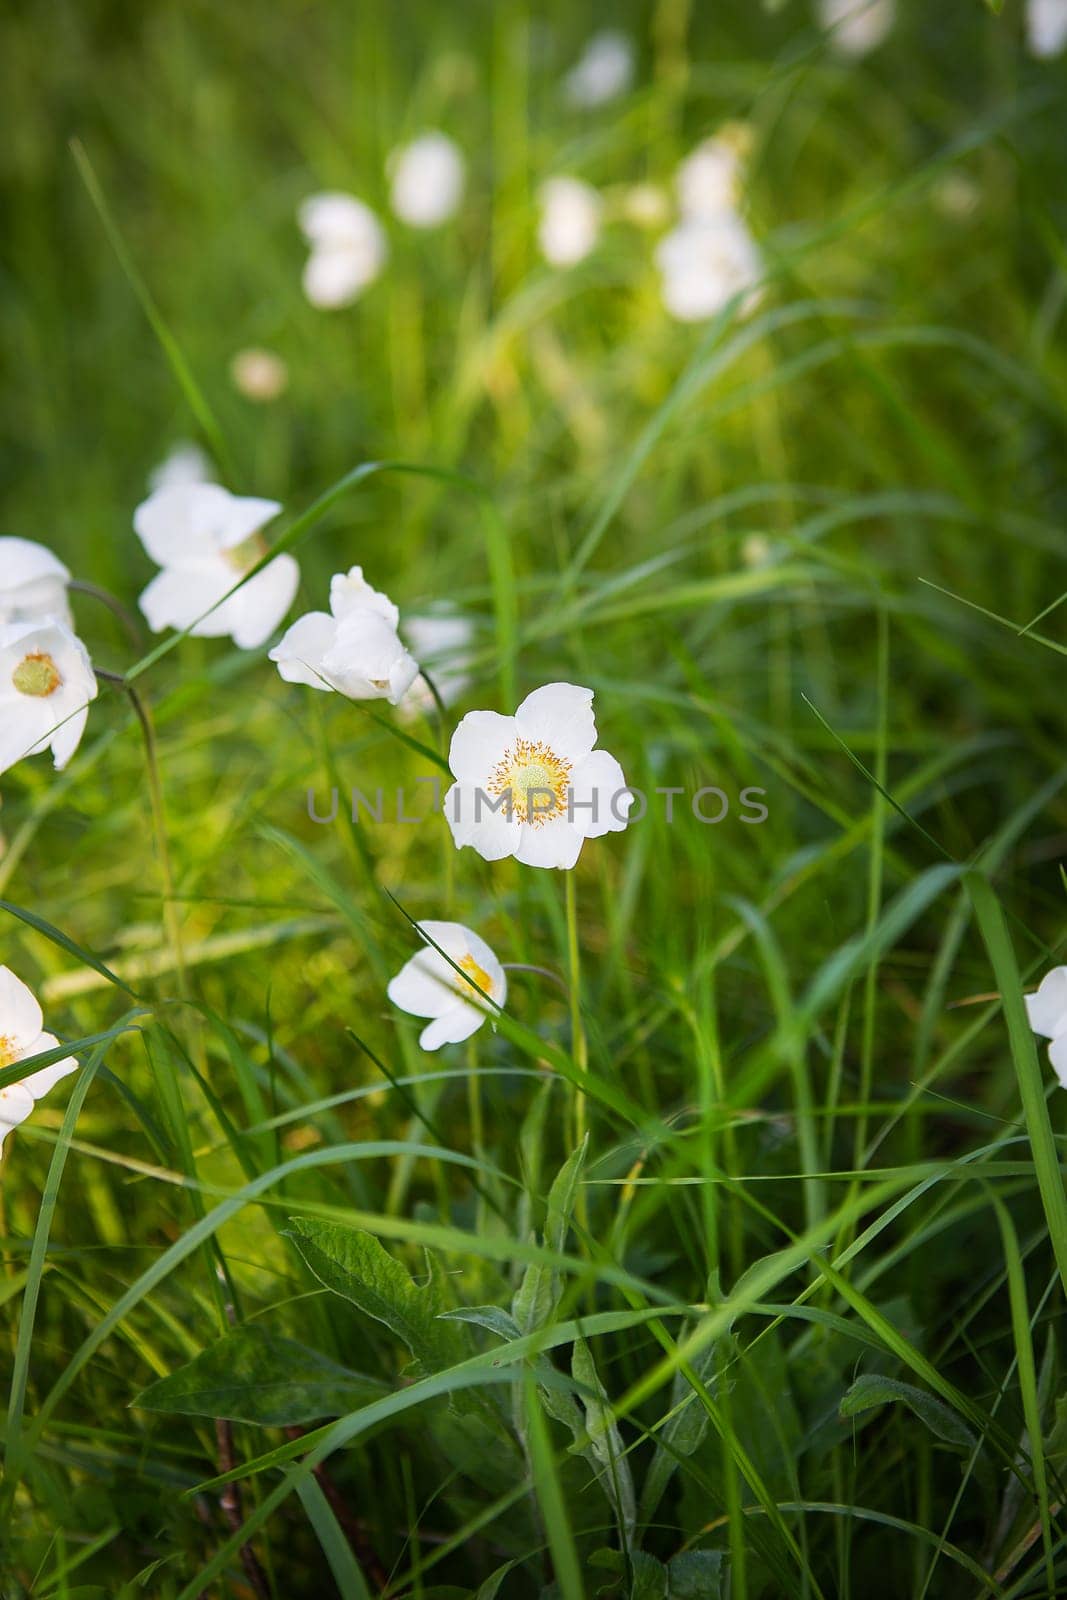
135,1326,385,1425
631,1551,668,1598
667,1551,726,1598
572,1337,636,1538
839,1373,976,1450
439,1305,522,1342
512,1136,588,1335
286,1218,464,1371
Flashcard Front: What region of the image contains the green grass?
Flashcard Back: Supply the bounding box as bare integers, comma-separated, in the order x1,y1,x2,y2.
2,1,1067,1595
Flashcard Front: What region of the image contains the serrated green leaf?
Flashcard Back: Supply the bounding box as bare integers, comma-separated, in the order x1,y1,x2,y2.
286,1218,464,1370
631,1551,668,1598
512,1137,588,1335
572,1337,636,1537
135,1327,385,1425
839,1373,976,1450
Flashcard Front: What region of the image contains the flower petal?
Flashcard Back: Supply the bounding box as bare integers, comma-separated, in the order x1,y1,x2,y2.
229,555,300,649
419,1006,485,1051
1050,1032,1067,1088
387,945,462,1018
17,1033,78,1099
138,564,233,636
47,702,90,771
269,612,338,688
0,699,53,775
514,683,596,762
444,782,521,860
1025,967,1067,1040
515,818,586,870
448,711,517,782
0,966,44,1052
329,568,399,627
569,749,631,838
0,1082,35,1155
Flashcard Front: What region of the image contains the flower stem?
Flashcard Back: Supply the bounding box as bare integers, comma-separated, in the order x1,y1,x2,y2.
564,872,588,1154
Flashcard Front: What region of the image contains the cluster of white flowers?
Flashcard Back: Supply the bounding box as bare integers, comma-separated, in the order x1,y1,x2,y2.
299,130,466,310
655,128,763,323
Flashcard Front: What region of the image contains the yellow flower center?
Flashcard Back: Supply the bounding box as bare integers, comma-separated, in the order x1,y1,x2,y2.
0,1035,19,1069
487,738,571,826
12,651,62,697
224,533,268,572
456,954,492,999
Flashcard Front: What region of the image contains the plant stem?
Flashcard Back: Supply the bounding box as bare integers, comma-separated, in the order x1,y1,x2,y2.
564,873,588,1155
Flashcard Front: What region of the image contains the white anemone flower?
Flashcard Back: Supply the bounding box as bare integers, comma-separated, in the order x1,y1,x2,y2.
400,611,474,716
134,483,298,650
388,133,466,227
538,177,603,267
0,966,78,1156
564,30,634,108
0,538,72,627
298,192,387,309
676,133,749,221
817,0,895,58
387,921,506,1051
444,682,632,870
0,618,98,776
1028,0,1067,58
230,348,289,403
148,441,216,492
1026,967,1067,1086
656,214,763,322
269,565,419,705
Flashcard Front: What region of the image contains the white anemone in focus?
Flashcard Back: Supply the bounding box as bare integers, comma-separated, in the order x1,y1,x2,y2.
388,133,466,227
538,177,602,267
134,483,298,650
656,214,763,322
817,0,895,58
387,921,506,1051
148,441,216,492
0,966,78,1156
269,565,419,705
444,682,631,870
0,618,97,776
0,538,72,627
1026,967,1067,1086
400,611,474,716
1028,0,1067,58
298,192,388,309
564,30,634,107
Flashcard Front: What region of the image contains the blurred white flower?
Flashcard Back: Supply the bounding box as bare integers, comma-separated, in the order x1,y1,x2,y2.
622,182,671,229
564,29,634,107
444,682,631,870
401,610,474,715
230,348,289,403
270,565,419,705
817,0,895,57
741,533,773,569
656,214,763,322
676,131,750,221
388,132,466,227
538,177,602,267
134,483,298,650
0,966,79,1156
0,538,72,627
148,441,216,492
1026,966,1067,1086
1027,0,1067,58
931,171,980,221
298,192,387,309
387,921,506,1051
0,618,97,776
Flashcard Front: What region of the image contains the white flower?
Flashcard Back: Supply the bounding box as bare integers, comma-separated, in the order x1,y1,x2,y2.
564,30,634,107
269,565,419,705
1028,0,1067,58
230,348,289,402
444,682,632,870
387,921,506,1051
134,483,298,651
148,441,216,492
298,192,387,309
388,133,466,227
676,133,749,221
400,610,474,715
1026,967,1067,1086
0,966,78,1156
538,177,602,267
0,538,72,627
0,618,98,777
656,214,763,322
817,0,895,58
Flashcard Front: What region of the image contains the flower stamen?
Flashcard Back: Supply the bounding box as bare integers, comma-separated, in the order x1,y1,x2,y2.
224,533,269,573
486,737,571,826
455,953,492,998
12,652,62,698
0,1035,18,1069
